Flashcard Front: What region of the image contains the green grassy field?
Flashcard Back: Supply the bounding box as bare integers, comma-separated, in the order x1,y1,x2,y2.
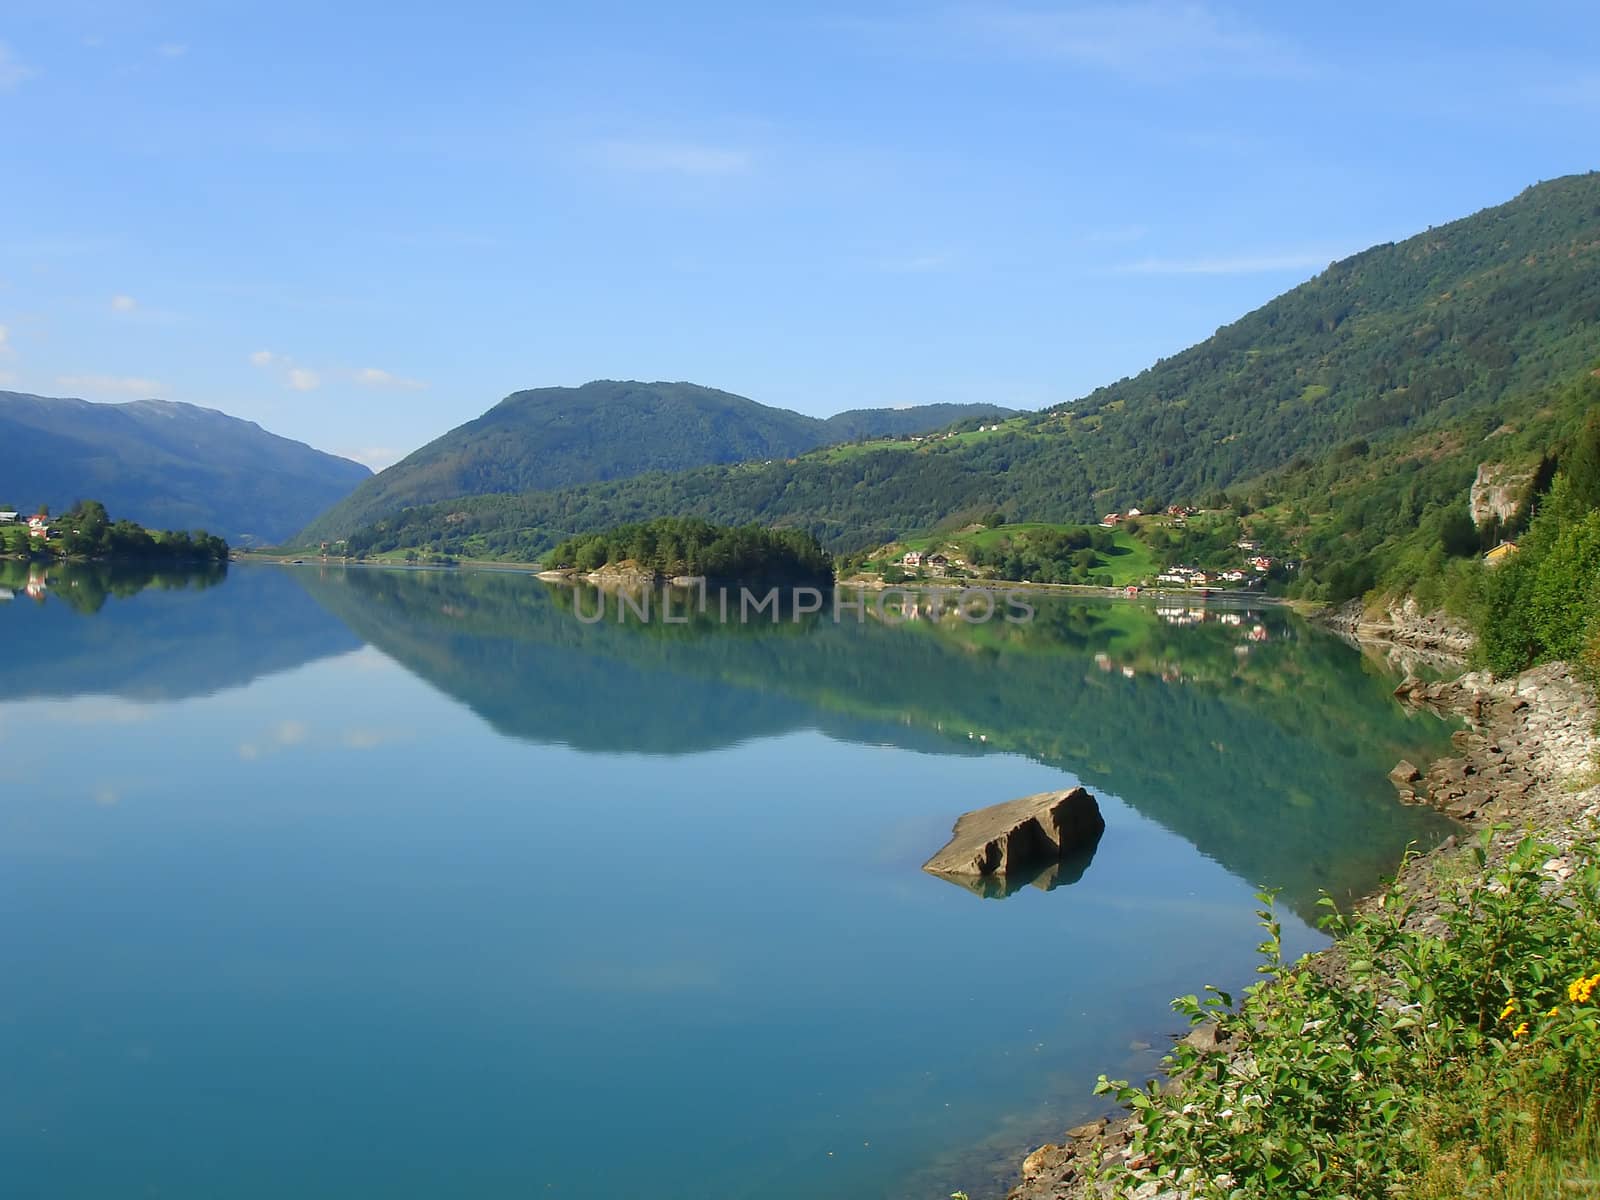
815,416,1035,463
888,522,1162,586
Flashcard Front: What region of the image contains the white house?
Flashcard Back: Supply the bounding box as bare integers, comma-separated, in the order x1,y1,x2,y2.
902,550,924,568
0,511,18,524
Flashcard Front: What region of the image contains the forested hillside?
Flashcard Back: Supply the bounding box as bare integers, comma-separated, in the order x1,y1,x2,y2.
299,380,1014,542
342,173,1600,568
1217,367,1600,603
0,392,370,543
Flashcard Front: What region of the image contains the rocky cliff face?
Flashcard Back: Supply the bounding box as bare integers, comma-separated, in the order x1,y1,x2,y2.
1469,462,1534,528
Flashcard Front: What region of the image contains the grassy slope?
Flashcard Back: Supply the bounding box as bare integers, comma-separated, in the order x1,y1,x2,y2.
887,523,1163,586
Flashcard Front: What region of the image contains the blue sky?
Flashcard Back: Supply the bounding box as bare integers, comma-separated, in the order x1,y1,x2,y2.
2,1,1597,469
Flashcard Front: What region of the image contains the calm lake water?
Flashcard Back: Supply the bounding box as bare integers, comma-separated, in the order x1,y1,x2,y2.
0,562,1455,1199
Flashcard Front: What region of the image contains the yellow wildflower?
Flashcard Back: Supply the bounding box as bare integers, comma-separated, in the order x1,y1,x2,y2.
1549,1007,1561,1017
1498,998,1517,1021
1569,973,1600,1005
1512,1021,1530,1039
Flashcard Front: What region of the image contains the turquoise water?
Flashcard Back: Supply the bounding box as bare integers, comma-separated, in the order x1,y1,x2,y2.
0,564,1455,1199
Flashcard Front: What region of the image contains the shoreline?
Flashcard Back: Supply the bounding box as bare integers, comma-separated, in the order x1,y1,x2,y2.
994,655,1599,1200
242,553,1298,606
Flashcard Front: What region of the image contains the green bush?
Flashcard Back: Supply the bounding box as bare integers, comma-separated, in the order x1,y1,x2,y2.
1095,834,1600,1199
1479,475,1600,677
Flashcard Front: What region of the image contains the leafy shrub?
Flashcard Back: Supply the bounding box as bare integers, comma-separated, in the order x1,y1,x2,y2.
1479,475,1600,677
1096,834,1600,1199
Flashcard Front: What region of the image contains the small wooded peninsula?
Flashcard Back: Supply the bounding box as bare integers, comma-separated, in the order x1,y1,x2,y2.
3,499,229,563
544,516,833,587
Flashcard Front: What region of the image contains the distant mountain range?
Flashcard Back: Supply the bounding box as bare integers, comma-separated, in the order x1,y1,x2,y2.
338,171,1600,571
297,381,1017,543
0,392,371,543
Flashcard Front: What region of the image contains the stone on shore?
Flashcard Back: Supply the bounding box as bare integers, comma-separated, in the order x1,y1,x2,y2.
1388,759,1422,786
923,788,1106,887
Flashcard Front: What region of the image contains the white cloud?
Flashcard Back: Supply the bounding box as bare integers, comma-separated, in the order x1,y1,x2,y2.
255,353,421,397
111,294,138,313
955,3,1307,81
339,446,401,469
354,366,427,390
274,720,308,746
238,719,310,762
0,42,36,91
341,727,412,750
157,43,189,58
589,139,751,175
56,374,162,396
1114,251,1337,276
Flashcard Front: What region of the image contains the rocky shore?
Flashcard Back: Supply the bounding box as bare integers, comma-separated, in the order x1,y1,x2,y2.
998,660,1599,1200
1312,598,1472,662
1314,596,1477,659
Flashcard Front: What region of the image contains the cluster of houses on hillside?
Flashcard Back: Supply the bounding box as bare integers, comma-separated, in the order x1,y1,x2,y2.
1156,559,1274,588
1101,505,1196,527
0,511,52,539
903,423,1006,446
901,549,959,576
1156,539,1290,589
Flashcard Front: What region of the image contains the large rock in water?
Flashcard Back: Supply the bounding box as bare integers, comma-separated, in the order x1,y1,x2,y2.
923,788,1105,894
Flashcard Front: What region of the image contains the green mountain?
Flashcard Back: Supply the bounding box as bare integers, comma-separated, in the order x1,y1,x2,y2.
0,391,370,543
343,172,1600,566
297,380,1016,543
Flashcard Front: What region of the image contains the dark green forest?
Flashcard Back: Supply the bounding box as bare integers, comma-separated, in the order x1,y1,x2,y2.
1476,409,1600,676
544,516,834,586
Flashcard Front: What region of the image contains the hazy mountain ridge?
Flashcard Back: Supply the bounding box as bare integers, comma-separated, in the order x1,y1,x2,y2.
297,380,1016,543
0,392,371,543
